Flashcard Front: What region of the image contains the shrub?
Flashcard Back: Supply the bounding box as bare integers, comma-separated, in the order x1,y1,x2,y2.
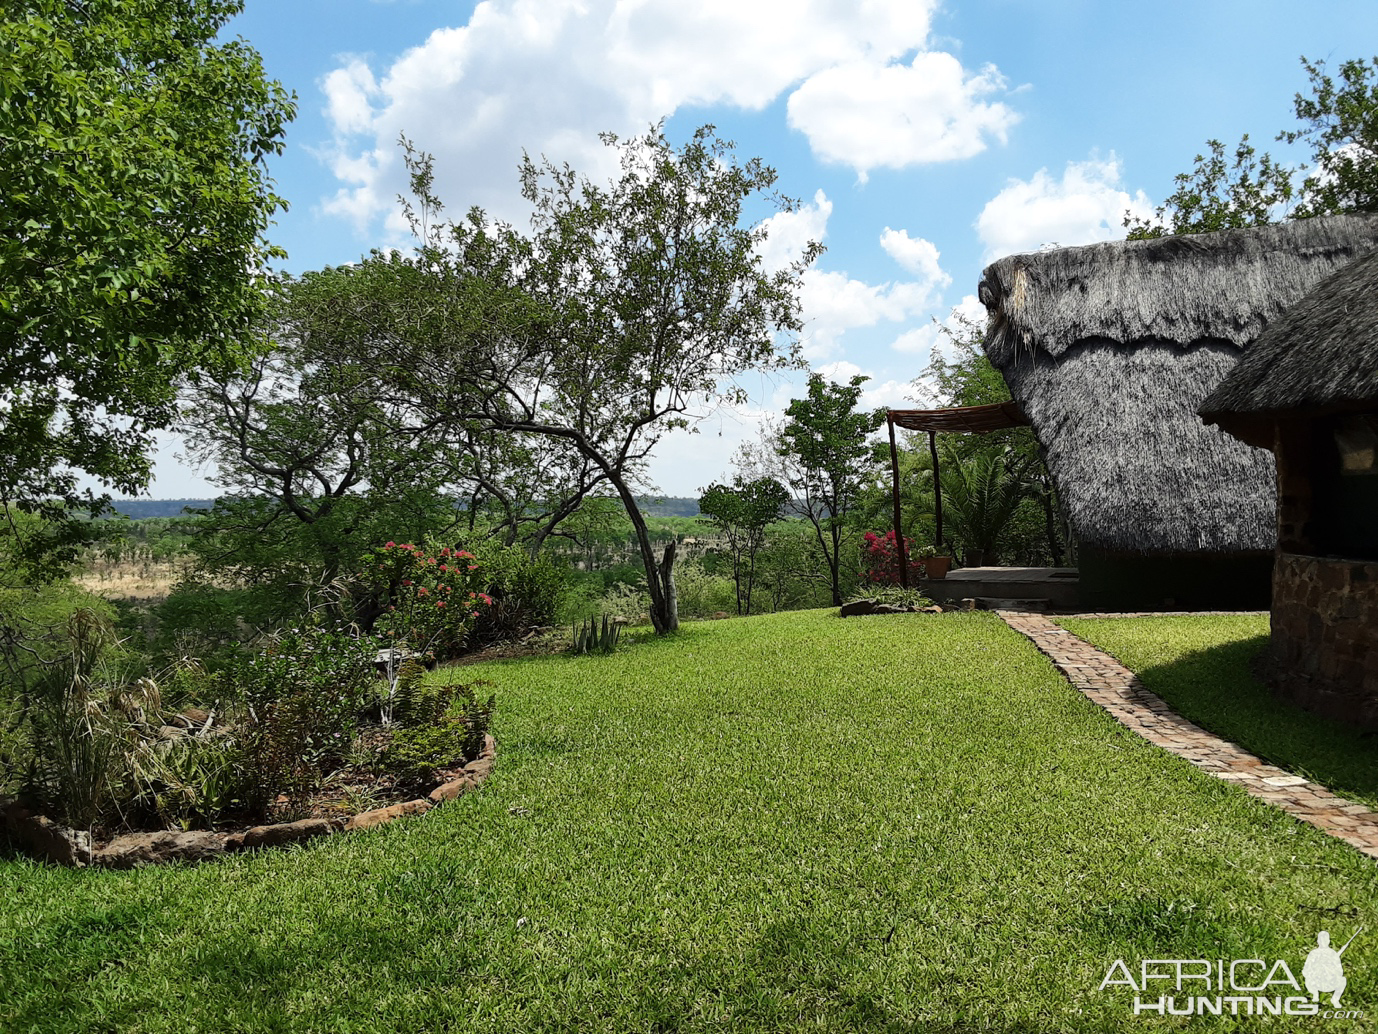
845,585,935,610
151,579,247,668
129,734,250,830
367,542,493,659
235,624,378,814
861,530,927,585
9,608,152,829
379,676,495,788
466,541,569,644
671,558,738,618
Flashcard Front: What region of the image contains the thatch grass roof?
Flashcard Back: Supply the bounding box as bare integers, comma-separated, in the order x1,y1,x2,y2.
977,214,1378,555
1200,249,1378,448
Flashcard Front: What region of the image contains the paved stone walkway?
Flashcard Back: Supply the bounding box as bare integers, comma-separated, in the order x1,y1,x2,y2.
997,609,1378,861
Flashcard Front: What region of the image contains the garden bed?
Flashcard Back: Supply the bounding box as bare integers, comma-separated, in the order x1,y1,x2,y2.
0,733,496,868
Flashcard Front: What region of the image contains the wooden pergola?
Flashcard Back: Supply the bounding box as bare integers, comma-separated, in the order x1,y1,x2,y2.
884,401,1031,587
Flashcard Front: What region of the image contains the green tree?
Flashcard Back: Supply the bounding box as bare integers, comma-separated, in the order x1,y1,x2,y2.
1126,54,1378,238
909,315,1068,565
1283,55,1378,217
299,126,818,635
697,476,789,615
1124,136,1294,240
773,375,885,606
0,0,295,564
939,443,1036,567
180,304,467,629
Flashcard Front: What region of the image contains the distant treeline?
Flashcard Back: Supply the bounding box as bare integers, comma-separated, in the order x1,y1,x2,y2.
108,496,704,520
108,499,214,518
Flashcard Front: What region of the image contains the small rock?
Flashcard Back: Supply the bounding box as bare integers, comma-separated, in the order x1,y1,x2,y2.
95,830,226,868
344,798,432,832
1,804,91,867
429,776,474,803
241,818,335,849
921,605,944,613
462,756,495,781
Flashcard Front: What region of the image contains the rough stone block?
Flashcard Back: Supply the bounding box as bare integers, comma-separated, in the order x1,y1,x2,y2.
343,798,431,832
241,817,335,849
429,776,474,803
95,830,226,868
2,804,92,867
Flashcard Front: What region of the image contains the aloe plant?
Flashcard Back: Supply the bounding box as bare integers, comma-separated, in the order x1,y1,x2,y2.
570,615,621,655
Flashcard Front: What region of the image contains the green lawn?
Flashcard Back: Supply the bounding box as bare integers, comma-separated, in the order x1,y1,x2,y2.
3,610,1375,1032
1061,613,1378,811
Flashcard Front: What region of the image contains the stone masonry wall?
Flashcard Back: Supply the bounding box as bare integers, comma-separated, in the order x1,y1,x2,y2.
1270,552,1378,730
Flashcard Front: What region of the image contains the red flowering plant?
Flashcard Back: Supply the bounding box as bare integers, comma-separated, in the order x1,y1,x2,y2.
365,541,493,724
367,541,493,659
861,530,927,585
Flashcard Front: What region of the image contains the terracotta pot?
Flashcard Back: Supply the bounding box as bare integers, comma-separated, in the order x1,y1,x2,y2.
923,555,951,579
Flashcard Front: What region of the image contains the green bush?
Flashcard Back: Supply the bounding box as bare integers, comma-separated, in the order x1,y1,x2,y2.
151,579,248,667
845,585,935,610
235,624,379,814
129,734,250,830
10,608,153,829
379,676,495,788
672,558,738,618
467,542,569,643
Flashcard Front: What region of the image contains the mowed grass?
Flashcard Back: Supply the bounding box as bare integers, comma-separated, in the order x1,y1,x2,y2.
3,610,1376,1033
1061,614,1378,811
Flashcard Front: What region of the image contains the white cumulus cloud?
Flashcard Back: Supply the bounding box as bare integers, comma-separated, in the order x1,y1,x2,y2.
975,154,1155,262
798,270,944,361
879,227,951,285
787,53,1019,179
757,190,832,274
315,0,1016,237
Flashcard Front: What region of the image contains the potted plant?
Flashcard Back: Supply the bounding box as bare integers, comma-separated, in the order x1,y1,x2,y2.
914,543,952,579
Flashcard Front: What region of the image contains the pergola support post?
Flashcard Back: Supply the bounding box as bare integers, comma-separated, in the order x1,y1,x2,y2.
929,429,943,551
887,414,909,588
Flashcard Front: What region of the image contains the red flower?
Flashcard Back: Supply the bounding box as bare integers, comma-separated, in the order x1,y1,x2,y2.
385,540,396,548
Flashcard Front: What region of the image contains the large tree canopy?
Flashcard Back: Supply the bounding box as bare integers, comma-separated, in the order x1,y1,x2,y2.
0,0,294,546
267,125,818,634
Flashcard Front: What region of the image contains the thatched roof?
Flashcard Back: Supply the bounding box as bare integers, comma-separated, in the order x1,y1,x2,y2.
1200,248,1378,448
977,214,1378,555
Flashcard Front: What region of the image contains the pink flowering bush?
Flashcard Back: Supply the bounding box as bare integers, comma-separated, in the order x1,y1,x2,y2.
861,530,927,585
367,542,493,660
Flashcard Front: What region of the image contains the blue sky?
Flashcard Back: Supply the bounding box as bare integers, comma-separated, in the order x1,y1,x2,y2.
143,0,1378,499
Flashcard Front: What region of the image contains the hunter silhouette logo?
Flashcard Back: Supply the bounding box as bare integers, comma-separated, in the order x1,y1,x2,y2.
1098,927,1365,1019
1304,928,1361,1008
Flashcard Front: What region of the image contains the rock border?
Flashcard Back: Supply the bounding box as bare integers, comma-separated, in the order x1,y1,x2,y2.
0,733,497,869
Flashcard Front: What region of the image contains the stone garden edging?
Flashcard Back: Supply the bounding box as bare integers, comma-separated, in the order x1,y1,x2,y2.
0,733,497,869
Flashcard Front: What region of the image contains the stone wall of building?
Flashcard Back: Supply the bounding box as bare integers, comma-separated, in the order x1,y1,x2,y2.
1270,552,1378,730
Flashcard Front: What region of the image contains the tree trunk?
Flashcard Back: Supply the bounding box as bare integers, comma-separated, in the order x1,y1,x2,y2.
608,475,678,634
657,540,679,632
828,522,843,606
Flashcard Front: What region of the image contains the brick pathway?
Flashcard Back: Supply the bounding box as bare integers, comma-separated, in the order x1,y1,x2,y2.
997,609,1378,861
